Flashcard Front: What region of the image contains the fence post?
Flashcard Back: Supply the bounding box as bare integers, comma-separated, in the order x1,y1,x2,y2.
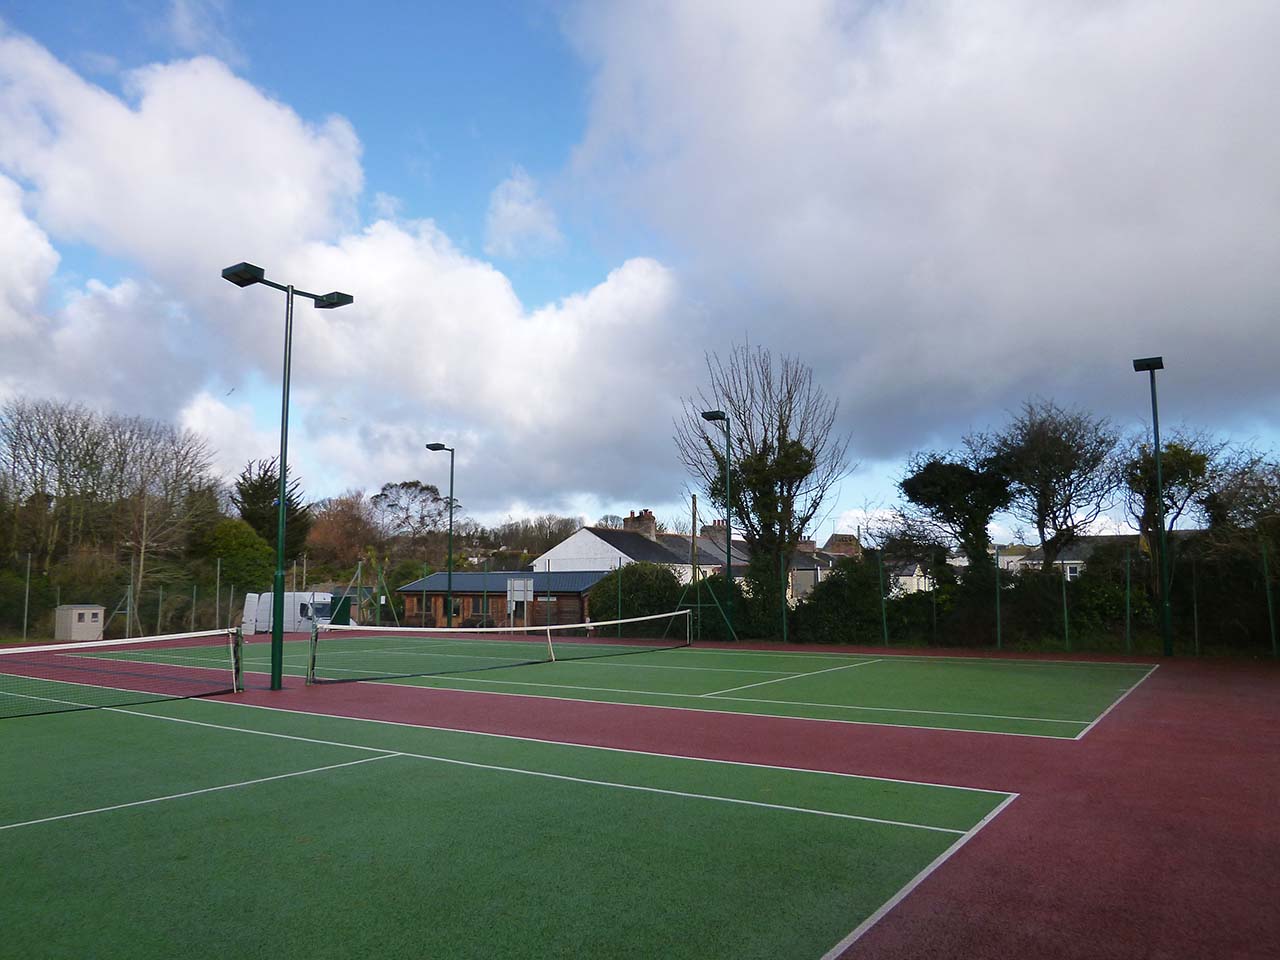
22,552,31,641
156,585,164,635
930,575,937,644
191,584,198,633
876,551,889,646
126,556,134,639
994,546,1002,650
1191,557,1200,656
1124,548,1132,653
1061,570,1070,652
617,559,622,638
215,558,221,630
780,552,788,644
1263,541,1277,658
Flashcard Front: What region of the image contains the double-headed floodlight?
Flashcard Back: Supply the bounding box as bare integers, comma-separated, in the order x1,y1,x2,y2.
221,261,353,690
221,262,353,309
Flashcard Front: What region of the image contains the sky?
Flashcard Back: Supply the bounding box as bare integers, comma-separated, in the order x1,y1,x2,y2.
1,0,1278,540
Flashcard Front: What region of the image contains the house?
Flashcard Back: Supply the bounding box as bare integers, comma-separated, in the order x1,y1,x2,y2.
891,562,932,594
1014,532,1198,580
534,509,851,603
396,570,609,627
534,510,749,583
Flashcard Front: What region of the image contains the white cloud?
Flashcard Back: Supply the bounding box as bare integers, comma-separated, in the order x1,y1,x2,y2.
179,391,277,479
567,0,1280,455
163,0,243,66
0,30,361,284
0,28,688,512
0,175,57,339
483,166,563,258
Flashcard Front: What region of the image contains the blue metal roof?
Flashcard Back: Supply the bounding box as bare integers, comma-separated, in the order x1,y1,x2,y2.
396,570,609,595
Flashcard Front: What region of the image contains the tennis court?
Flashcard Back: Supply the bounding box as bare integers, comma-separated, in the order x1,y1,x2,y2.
261,618,1156,739
6,620,1273,960
2,693,1012,959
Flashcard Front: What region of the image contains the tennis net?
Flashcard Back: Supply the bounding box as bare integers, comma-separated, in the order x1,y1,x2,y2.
0,628,243,720
308,610,691,684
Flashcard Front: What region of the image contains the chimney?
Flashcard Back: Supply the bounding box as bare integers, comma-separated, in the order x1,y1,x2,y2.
623,508,658,541
822,532,863,558
796,539,817,553
700,519,726,541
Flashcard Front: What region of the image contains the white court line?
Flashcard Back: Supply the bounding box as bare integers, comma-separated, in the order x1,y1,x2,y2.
677,647,1157,668
701,659,884,697
0,754,398,832
1073,664,1160,739
205,698,1014,796
364,681,1081,740
574,661,787,675
416,674,1090,726
68,706,969,835
820,792,1020,958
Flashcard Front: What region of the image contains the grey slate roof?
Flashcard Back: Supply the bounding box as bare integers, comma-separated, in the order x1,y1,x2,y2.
589,527,687,564
658,532,752,566
1020,531,1200,565
397,570,608,594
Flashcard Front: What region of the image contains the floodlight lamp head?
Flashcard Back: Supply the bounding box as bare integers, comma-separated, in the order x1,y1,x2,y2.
221,262,266,287
701,410,727,422
1132,356,1164,372
314,291,354,309
425,443,450,452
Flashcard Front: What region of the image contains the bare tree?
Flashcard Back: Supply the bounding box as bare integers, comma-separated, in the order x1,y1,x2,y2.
371,481,450,543
985,399,1121,570
308,490,382,566
674,344,852,603
113,417,215,612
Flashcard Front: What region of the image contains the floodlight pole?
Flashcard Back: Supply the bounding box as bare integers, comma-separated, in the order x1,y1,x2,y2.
702,410,732,638
427,443,456,627
1134,356,1174,657
222,262,353,690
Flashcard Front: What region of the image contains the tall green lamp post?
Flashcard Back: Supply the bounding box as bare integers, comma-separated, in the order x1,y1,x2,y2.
1133,356,1174,657
221,262,353,690
426,443,456,627
701,410,732,637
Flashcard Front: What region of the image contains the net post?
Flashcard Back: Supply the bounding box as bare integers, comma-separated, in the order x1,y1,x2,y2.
686,609,692,647
307,622,319,684
545,626,556,662
231,627,244,693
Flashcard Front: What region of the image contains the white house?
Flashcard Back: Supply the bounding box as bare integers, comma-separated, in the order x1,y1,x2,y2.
534,510,857,603
534,510,747,583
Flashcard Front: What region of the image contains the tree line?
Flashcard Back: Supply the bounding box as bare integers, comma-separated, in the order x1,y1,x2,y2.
0,395,586,637
676,349,1279,652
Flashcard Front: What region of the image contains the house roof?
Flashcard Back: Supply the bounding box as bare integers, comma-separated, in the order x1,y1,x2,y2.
397,570,608,595
589,527,687,564
657,532,752,565
1020,531,1201,565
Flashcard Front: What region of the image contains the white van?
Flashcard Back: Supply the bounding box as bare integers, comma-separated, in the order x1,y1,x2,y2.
243,591,334,634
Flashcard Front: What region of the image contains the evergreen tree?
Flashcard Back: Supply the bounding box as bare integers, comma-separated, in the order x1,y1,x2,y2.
231,458,312,563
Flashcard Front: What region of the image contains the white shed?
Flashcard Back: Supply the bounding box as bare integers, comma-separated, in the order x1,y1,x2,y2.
54,604,105,642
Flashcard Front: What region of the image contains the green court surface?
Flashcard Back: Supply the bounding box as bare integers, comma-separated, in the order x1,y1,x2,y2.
253,637,1155,738
1,698,1013,960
